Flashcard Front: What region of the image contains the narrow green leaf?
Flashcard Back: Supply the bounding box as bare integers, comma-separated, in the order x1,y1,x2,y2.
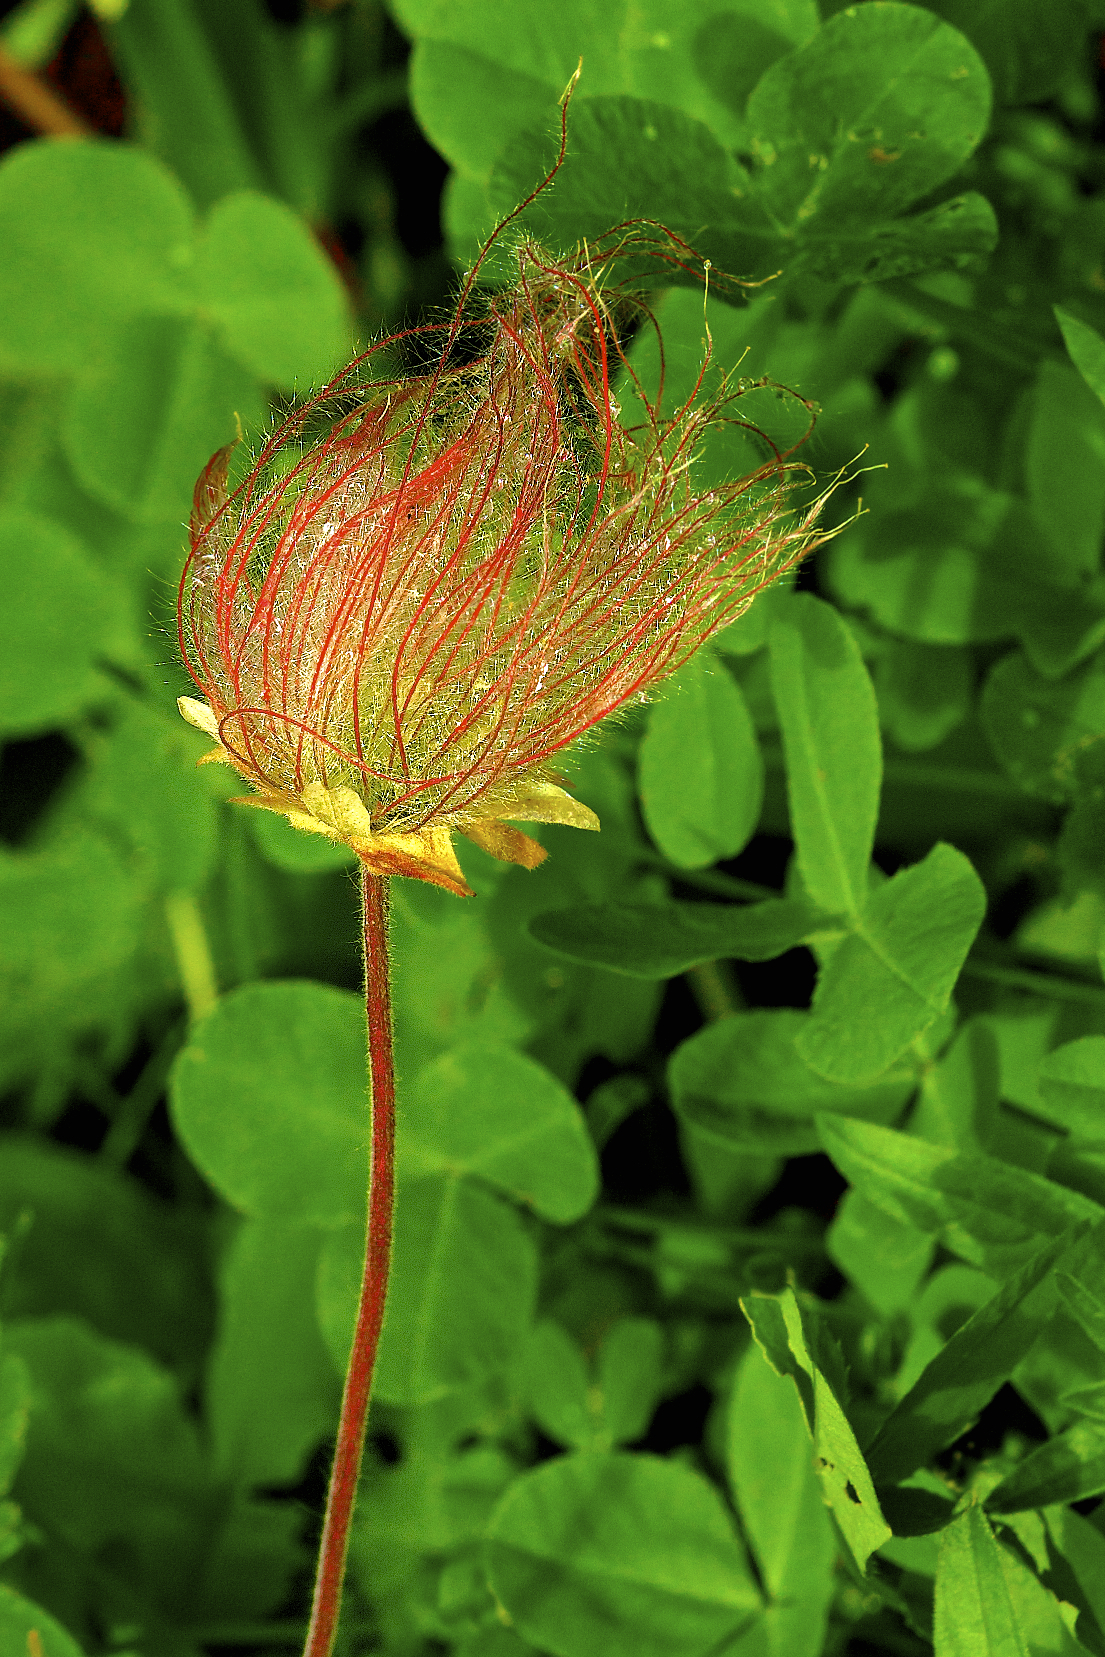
1043,1504,1105,1639
988,1421,1105,1512
1056,1271,1105,1352
401,1043,599,1224
639,654,764,871
670,1009,914,1158
727,1341,836,1657
797,843,986,1083
170,980,368,1227
741,1287,891,1572
934,1504,1028,1657
484,1451,760,1657
528,897,828,979
769,592,881,916
865,1227,1090,1486
818,1116,1104,1277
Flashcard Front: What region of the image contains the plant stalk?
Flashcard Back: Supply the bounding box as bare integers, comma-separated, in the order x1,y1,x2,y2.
303,869,396,1657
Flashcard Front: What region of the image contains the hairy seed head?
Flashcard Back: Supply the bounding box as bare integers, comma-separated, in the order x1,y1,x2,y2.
178,227,834,894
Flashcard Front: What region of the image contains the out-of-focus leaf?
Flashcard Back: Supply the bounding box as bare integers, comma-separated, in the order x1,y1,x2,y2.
597,1318,666,1446
981,648,1105,803
830,478,1021,646
522,1320,591,1450
62,314,263,523
0,831,142,1089
484,1451,760,1657
727,1341,836,1657
317,1175,538,1406
0,140,192,374
819,1116,1104,1276
83,700,222,892
797,844,986,1083
927,0,1093,105
5,1317,301,1623
410,39,553,180
1037,1037,1105,1140
0,507,131,735
911,1019,1002,1153
1026,361,1105,583
1056,1271,1105,1352
206,1218,338,1488
194,190,350,387
1057,306,1105,408
0,1584,88,1657
639,653,764,870
400,1043,599,1224
0,1136,212,1377
170,980,369,1226
528,897,828,979
876,640,973,753
248,806,357,873
988,1421,1105,1512
865,1226,1092,1485
1043,1504,1105,1638
670,1008,914,1158
523,1317,665,1451
769,593,881,917
0,1346,30,1497
827,1188,935,1317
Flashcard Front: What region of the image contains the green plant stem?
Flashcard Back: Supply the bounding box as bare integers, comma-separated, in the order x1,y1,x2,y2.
960,958,1105,1004
303,869,395,1657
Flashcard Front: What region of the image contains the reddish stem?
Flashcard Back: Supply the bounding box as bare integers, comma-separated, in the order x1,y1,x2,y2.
303,869,396,1657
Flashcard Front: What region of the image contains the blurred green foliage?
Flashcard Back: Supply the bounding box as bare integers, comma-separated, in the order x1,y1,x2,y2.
3,1,1105,1654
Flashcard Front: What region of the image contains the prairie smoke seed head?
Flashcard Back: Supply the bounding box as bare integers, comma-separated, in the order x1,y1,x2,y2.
177,229,835,897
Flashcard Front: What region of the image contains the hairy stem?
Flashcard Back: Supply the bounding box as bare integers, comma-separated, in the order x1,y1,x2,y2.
303,869,395,1657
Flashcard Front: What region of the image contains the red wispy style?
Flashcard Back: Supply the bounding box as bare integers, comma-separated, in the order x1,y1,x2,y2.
178,222,832,896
